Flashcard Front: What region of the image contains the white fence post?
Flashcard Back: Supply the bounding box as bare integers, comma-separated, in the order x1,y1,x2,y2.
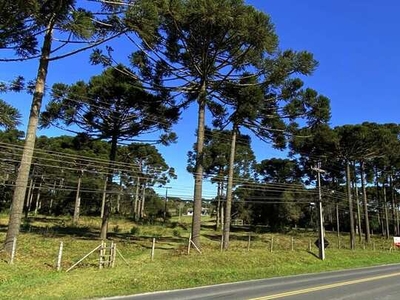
56,241,63,271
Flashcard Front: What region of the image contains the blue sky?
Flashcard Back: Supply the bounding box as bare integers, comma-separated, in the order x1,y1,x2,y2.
1,1,400,199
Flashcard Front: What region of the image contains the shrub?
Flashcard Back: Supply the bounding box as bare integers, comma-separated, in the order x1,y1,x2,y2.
130,226,140,235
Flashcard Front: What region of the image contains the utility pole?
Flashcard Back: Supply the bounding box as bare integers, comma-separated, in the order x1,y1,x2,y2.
164,187,172,224
312,163,326,261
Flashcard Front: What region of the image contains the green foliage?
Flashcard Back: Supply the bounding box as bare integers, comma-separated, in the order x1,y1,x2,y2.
119,143,176,187
256,158,302,184
187,128,256,180
112,225,121,233
0,0,39,56
0,99,21,129
1,0,120,58
130,226,141,235
41,66,179,145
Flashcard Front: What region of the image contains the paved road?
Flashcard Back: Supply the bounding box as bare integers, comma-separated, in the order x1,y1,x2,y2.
103,264,400,300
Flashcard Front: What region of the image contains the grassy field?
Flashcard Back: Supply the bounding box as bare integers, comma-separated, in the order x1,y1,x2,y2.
1,214,400,300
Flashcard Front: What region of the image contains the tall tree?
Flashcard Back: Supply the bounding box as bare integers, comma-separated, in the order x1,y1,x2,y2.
3,0,125,253
214,72,330,249
118,142,177,220
187,128,256,229
40,66,179,238
124,0,313,249
334,123,397,246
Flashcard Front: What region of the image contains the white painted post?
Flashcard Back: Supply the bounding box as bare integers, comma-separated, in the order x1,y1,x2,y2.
99,241,104,269
151,238,155,261
187,233,191,255
291,237,294,251
270,237,274,252
111,243,116,268
56,241,63,271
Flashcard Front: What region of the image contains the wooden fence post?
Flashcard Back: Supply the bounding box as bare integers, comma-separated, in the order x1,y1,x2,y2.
291,237,294,251
247,234,251,252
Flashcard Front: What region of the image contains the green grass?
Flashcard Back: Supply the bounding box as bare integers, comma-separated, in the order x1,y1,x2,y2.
1,214,400,300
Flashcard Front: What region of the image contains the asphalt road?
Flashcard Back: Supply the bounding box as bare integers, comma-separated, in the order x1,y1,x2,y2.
102,264,400,300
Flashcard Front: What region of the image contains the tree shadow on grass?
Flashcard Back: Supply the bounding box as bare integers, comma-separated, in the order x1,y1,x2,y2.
19,224,100,240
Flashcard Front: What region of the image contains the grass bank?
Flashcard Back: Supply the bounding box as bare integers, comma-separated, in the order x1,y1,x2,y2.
0,215,399,300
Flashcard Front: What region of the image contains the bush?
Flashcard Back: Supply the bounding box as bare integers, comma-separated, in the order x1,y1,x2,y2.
173,229,181,237
130,226,140,235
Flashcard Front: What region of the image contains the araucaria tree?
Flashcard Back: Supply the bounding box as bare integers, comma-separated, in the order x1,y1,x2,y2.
0,100,21,129
2,0,126,253
216,74,330,249
187,128,256,229
40,66,179,238
125,0,284,249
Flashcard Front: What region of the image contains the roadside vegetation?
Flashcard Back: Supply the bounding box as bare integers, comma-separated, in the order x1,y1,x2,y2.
1,214,399,300
1,2,400,299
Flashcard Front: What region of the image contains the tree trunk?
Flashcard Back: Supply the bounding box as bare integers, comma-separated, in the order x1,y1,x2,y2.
375,168,384,236
133,177,140,221
4,22,53,253
220,181,225,231
49,180,56,215
100,134,118,240
24,178,34,219
396,193,400,237
346,161,355,250
100,176,107,218
360,161,371,243
34,180,42,216
390,175,397,235
383,182,390,239
73,172,83,225
116,175,122,214
140,183,146,218
223,126,237,250
336,202,340,238
215,180,221,230
352,175,362,242
191,83,206,249
27,182,35,216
